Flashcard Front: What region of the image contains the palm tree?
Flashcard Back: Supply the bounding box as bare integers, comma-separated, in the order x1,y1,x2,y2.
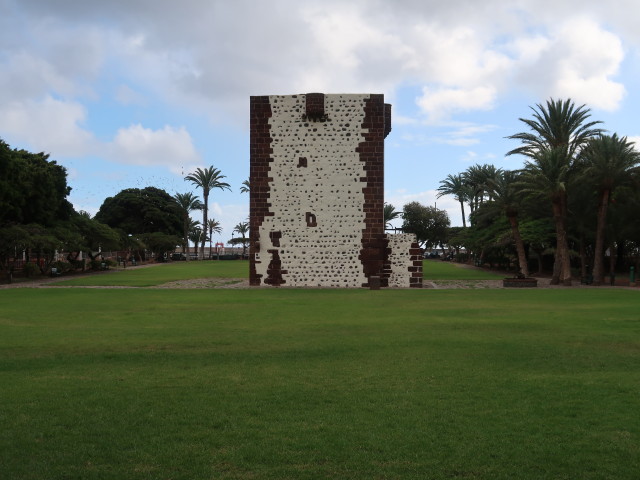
518,148,573,285
437,173,469,227
240,179,251,194
173,192,202,261
232,221,249,256
507,98,603,285
184,166,231,259
506,98,603,160
486,170,529,276
383,203,402,230
207,218,222,259
579,134,640,285
462,164,502,214
187,223,205,260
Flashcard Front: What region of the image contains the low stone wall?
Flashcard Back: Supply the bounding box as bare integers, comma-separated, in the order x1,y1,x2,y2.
385,234,422,288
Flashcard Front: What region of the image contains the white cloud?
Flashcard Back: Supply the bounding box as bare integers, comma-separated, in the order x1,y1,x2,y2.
417,86,497,121
109,124,201,174
2,0,640,224
115,84,146,106
442,124,497,146
0,52,78,104
0,96,95,156
514,17,625,110
4,0,634,128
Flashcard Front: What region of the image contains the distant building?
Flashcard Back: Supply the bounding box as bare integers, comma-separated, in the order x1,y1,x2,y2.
249,93,422,288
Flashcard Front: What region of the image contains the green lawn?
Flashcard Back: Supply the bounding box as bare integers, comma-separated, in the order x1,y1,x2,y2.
52,259,499,288
54,260,249,287
1,285,639,479
423,259,504,280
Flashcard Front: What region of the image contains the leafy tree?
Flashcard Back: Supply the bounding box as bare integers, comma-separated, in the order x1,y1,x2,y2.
72,214,121,255
0,139,74,227
173,192,202,261
117,230,145,263
401,202,450,250
95,187,182,237
579,134,640,284
518,218,555,275
0,224,31,270
17,223,67,274
507,98,603,285
184,166,231,259
142,232,181,260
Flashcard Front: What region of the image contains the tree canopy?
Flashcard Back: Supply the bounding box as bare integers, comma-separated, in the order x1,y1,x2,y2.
0,139,74,227
435,99,640,284
401,202,450,249
95,187,182,237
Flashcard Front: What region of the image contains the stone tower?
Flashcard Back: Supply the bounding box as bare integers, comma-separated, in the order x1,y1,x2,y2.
249,93,422,288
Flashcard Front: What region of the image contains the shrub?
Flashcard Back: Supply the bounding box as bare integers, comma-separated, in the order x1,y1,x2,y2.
23,262,39,278
69,259,85,271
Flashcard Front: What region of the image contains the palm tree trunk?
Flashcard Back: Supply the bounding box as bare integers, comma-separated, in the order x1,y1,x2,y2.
201,192,208,260
459,201,466,228
550,201,563,285
591,189,609,286
551,248,561,285
552,198,572,286
508,214,529,277
608,240,617,284
578,237,588,282
183,217,190,261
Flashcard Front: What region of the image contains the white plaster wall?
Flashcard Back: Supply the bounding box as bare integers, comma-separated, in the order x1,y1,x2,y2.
387,233,418,288
255,94,370,287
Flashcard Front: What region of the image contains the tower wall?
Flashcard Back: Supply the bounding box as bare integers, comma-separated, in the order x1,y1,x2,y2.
249,93,421,288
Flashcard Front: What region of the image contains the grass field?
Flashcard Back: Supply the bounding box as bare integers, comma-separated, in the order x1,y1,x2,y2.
53,259,500,288
422,259,504,280
1,264,639,479
54,260,249,287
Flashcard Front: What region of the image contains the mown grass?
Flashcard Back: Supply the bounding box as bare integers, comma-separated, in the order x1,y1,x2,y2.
1,286,639,479
53,259,498,288
54,260,249,287
423,259,504,280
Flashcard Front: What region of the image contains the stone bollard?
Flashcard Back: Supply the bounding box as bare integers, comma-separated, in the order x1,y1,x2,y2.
369,276,381,290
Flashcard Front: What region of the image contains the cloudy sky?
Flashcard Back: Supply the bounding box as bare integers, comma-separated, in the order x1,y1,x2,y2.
2,0,640,240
